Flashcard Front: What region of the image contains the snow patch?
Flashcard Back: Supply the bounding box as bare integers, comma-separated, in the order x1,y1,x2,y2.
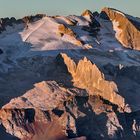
112,20,122,39
112,10,125,17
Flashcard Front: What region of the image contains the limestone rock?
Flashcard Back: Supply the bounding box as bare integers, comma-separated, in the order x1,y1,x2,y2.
101,7,140,50
58,24,76,37
81,10,94,22
2,81,68,110
57,53,125,108
0,79,139,140
0,80,88,139
57,24,84,46
0,81,67,138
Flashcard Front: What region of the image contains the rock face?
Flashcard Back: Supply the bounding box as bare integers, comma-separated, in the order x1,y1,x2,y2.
0,14,45,33
1,79,140,140
101,7,140,50
82,9,100,28
0,80,88,139
0,81,68,139
22,14,46,23
57,53,125,109
81,10,94,22
58,24,76,37
57,24,83,46
0,83,123,140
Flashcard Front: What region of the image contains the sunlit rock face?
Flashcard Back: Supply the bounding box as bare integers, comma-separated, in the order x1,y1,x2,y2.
101,7,140,50
0,80,88,139
1,78,140,140
0,14,45,33
81,9,100,29
58,24,76,37
81,10,94,22
57,24,84,46
57,53,125,109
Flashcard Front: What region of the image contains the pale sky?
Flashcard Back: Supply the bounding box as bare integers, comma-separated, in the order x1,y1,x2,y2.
0,0,140,18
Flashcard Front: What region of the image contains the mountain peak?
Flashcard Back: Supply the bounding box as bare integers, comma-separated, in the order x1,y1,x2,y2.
101,7,125,17
81,9,93,17
81,9,94,21
100,7,140,50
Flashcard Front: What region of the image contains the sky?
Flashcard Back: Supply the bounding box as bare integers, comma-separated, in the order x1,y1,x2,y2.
0,0,140,19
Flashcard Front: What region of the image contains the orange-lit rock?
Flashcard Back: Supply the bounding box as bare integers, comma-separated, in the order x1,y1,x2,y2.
58,24,76,37
58,53,125,108
101,7,140,50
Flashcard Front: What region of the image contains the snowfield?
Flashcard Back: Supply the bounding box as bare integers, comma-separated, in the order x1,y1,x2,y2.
0,13,140,72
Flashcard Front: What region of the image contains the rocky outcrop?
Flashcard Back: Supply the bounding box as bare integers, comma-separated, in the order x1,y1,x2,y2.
57,24,84,46
0,80,88,139
1,65,140,140
58,24,76,37
0,17,16,28
101,7,140,50
0,14,46,33
21,14,46,27
56,53,125,109
2,81,70,110
0,108,68,140
81,9,100,39
82,9,100,28
0,81,126,140
1,80,139,140
22,14,46,23
81,10,94,22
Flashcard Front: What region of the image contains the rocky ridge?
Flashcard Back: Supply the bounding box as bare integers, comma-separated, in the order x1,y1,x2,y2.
0,14,45,33
56,53,125,109
101,7,140,50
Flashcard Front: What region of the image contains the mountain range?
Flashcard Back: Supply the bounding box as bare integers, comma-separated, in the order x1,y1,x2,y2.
0,7,140,140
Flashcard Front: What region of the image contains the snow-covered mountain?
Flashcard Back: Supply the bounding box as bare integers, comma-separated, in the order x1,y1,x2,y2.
0,7,140,140
101,7,140,50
